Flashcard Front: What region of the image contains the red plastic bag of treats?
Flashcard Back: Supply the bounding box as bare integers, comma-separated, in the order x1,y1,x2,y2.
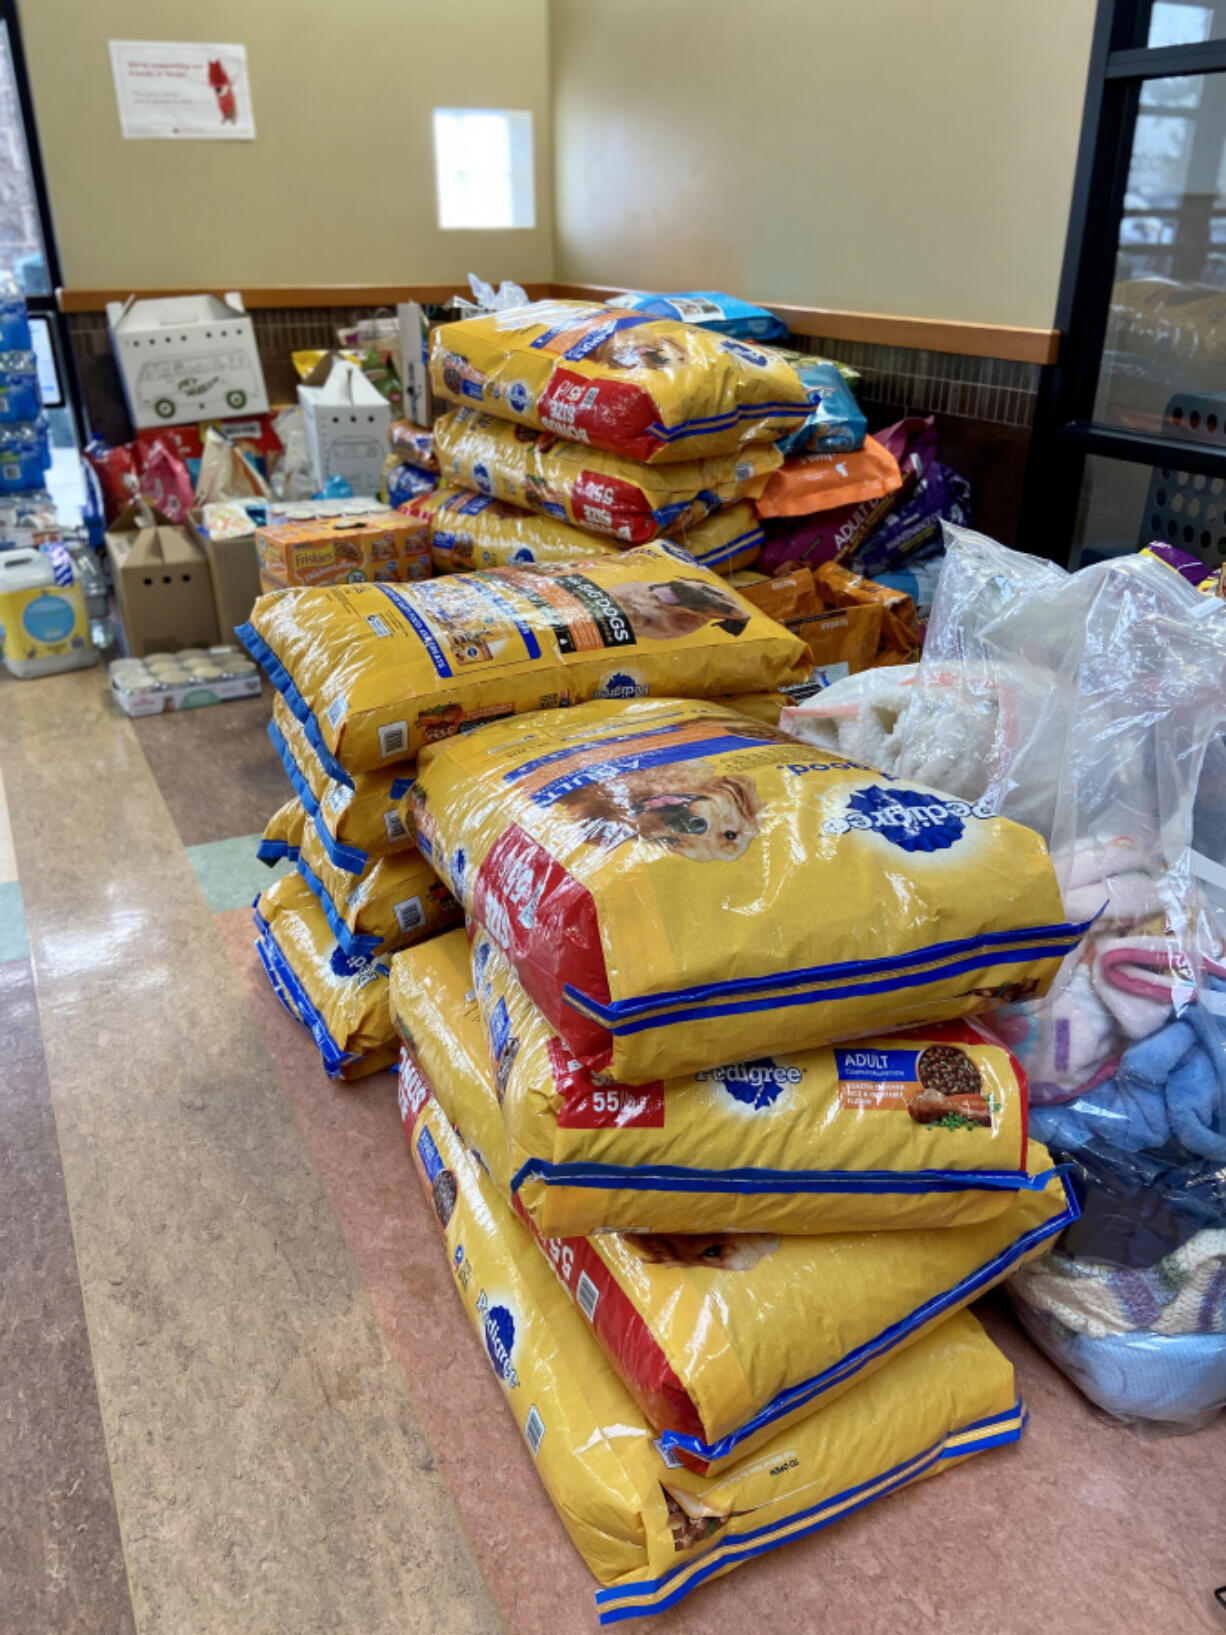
137,438,195,522
84,438,139,523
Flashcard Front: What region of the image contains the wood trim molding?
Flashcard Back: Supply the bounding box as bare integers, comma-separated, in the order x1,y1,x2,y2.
550,282,1060,365
59,279,1059,364
58,282,554,314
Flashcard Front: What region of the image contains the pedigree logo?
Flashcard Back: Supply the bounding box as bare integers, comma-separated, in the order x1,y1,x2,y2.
476,1290,519,1388
696,1058,801,1109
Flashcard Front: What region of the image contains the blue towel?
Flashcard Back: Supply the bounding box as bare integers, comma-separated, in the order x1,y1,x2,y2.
1014,1301,1226,1425
1032,989,1226,1162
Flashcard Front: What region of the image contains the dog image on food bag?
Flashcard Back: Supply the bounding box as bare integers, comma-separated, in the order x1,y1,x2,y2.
587,331,691,372
605,577,749,641
628,1232,781,1271
557,767,763,861
431,1169,458,1227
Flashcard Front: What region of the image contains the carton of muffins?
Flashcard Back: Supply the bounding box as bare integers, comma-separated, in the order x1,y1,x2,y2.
108,645,261,716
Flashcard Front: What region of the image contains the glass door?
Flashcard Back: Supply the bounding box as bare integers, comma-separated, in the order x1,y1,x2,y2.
0,0,86,525
1022,0,1226,566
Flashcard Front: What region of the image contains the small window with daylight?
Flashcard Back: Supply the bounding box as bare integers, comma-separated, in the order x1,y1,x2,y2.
433,108,535,230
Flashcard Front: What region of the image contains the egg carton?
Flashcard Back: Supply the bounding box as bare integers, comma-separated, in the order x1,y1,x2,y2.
109,644,261,715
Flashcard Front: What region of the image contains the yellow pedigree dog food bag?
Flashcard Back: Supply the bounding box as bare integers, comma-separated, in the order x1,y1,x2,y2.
429,299,810,465
239,544,812,780
269,696,416,876
257,794,307,865
406,484,622,573
399,1067,1027,1621
394,957,1075,1472
254,873,396,1080
433,406,780,543
468,927,1052,1236
294,819,461,960
722,690,789,727
391,926,1049,1236
389,927,496,1147
410,696,1089,1084
672,501,763,575
408,485,762,578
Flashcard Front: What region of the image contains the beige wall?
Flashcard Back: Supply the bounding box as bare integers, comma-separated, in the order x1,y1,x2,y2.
20,0,555,288
550,0,1097,330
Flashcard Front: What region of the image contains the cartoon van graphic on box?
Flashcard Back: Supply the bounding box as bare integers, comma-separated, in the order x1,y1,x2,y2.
106,294,271,430
137,350,259,420
328,434,383,467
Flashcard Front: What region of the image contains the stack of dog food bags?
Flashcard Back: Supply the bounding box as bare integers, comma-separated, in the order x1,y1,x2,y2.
236,306,1085,1612
249,690,461,1081
409,296,813,576
384,702,1087,1603
414,296,921,710
237,531,815,1081
382,419,439,509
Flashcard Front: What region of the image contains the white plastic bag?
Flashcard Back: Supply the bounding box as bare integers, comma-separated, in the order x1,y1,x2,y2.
910,525,1226,1427
451,273,531,319
271,407,314,501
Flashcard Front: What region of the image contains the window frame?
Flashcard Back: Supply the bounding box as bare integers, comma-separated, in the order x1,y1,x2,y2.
1020,0,1226,560
0,0,86,440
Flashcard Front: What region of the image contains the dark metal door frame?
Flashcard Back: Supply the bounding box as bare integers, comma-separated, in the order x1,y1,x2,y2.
1019,0,1226,560
2,0,87,440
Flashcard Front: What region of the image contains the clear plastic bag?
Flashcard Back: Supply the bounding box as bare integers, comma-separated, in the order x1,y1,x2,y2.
899,525,1226,1427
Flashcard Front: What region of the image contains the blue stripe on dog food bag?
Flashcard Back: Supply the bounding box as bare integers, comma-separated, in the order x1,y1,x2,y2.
529,732,773,806
506,720,697,783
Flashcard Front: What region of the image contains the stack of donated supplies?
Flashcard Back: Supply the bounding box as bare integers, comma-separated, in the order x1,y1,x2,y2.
237,302,1088,1618
407,294,810,575
401,295,921,705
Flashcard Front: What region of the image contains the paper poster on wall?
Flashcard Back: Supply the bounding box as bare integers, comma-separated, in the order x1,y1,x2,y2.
108,41,255,140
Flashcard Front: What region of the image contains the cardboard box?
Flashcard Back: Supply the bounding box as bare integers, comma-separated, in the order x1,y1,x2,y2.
107,293,270,430
105,501,221,655
297,355,391,495
255,510,430,589
188,509,262,638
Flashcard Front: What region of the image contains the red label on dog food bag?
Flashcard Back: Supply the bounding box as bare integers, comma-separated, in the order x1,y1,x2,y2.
573,469,655,543
549,1038,666,1127
397,1048,433,1136
513,1196,703,1445
471,824,611,1064
539,370,659,464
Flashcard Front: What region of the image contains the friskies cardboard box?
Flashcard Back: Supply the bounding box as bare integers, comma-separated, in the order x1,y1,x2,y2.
255,510,431,590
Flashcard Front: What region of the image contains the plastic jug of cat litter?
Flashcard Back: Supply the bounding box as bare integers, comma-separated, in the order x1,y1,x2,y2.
0,545,96,678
